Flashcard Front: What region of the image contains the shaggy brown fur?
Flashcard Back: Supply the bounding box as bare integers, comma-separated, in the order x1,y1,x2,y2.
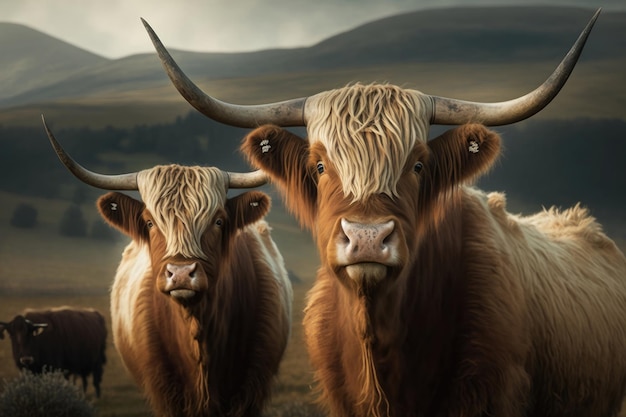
241,84,626,417
97,165,292,417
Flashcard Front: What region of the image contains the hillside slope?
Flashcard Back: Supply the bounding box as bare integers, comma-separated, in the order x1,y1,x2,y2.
0,22,108,99
1,7,623,107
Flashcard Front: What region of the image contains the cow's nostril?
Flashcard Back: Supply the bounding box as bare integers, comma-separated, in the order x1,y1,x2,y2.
382,230,396,248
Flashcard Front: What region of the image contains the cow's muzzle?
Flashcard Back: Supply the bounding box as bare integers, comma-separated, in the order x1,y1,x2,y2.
162,262,208,304
19,356,34,366
335,218,400,283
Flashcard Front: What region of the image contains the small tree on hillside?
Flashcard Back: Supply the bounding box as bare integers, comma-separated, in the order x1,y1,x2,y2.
59,204,87,237
10,203,38,229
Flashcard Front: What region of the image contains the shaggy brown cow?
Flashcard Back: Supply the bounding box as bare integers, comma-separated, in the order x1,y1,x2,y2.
0,307,107,397
43,122,293,417
144,9,626,417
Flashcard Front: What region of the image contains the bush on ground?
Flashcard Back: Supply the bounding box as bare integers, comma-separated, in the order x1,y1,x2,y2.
0,368,95,417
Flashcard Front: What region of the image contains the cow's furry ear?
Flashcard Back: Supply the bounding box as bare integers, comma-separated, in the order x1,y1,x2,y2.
241,125,307,175
427,124,501,192
225,191,270,231
97,192,148,241
241,124,317,230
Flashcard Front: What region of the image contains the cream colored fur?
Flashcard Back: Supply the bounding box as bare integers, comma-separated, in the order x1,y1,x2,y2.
306,83,432,201
467,186,626,401
137,165,227,260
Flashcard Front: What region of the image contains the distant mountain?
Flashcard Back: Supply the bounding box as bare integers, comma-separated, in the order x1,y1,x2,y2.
0,22,108,100
306,7,625,65
0,6,624,108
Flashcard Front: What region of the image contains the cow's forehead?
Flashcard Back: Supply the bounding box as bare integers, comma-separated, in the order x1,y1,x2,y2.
306,84,431,201
137,165,227,259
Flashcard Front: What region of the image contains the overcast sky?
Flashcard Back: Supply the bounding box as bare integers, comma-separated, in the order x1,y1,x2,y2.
0,0,618,59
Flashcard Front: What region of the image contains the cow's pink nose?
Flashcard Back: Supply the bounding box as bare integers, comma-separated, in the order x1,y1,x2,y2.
166,262,197,283
164,263,200,300
337,218,397,265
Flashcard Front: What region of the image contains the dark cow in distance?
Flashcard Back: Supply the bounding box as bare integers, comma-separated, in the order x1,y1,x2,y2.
144,9,626,417
0,307,107,397
43,121,293,417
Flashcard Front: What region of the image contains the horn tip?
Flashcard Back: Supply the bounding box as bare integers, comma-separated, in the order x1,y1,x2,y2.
141,18,158,39
141,17,165,50
592,8,602,22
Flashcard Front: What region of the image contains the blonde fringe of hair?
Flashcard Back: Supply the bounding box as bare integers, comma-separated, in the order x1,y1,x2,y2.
307,83,431,202
137,165,227,259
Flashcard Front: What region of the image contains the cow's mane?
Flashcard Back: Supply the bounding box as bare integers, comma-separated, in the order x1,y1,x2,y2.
137,165,226,259
307,83,431,202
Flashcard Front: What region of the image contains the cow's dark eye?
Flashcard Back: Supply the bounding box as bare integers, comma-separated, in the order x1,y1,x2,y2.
146,220,154,229
316,162,325,174
215,218,223,227
413,162,424,173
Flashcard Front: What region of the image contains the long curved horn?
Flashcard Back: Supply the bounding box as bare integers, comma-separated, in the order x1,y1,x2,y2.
141,18,307,128
44,116,267,190
430,8,601,126
226,169,269,188
42,116,139,190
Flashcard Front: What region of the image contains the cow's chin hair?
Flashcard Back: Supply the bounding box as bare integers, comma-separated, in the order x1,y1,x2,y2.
168,289,202,307
345,263,388,286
